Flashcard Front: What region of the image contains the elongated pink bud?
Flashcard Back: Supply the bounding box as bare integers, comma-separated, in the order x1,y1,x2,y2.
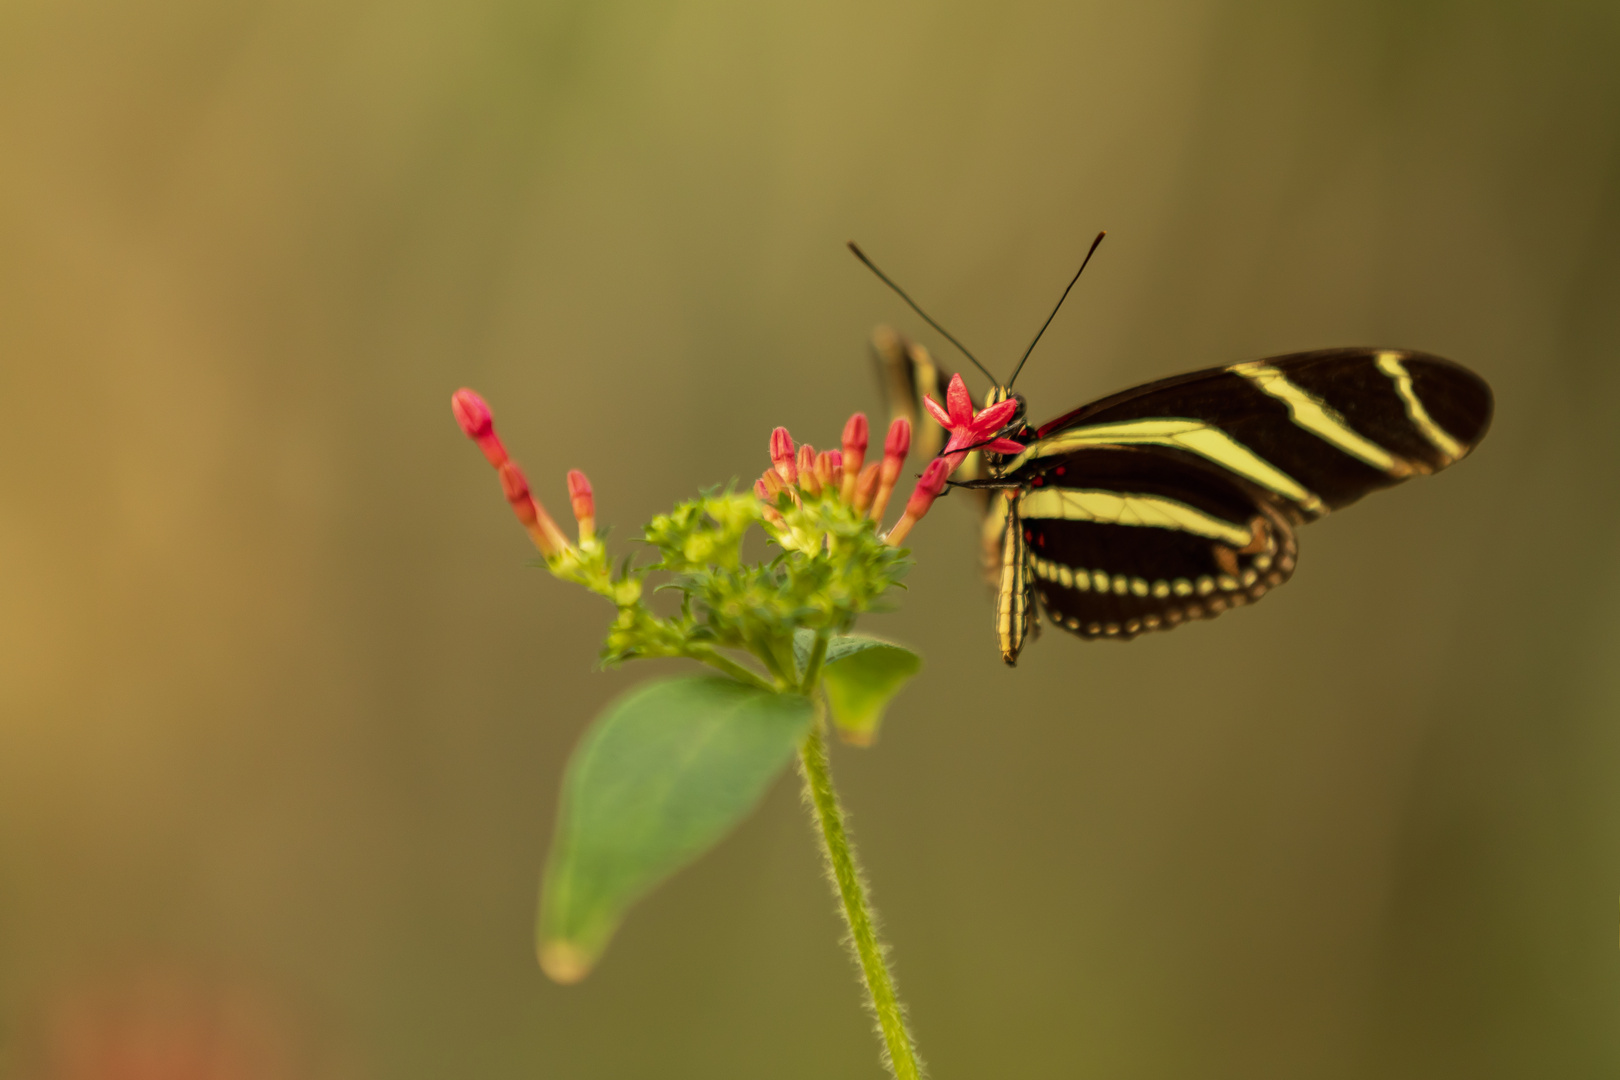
884,415,911,459
814,450,837,491
454,389,570,555
840,413,868,502
451,388,492,437
886,456,951,546
852,462,880,514
797,444,821,495
869,417,911,522
759,468,785,497
770,426,798,485
842,413,869,454
498,462,568,556
452,388,509,466
567,469,595,542
911,455,951,510
498,462,533,521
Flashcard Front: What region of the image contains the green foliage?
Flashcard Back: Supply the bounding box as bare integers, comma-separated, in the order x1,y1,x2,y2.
535,482,923,986
537,676,815,983
794,630,923,746
550,487,911,685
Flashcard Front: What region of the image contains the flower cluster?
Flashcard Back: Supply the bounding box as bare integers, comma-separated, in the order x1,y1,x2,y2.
752,414,951,547
450,390,958,687
453,375,1031,1077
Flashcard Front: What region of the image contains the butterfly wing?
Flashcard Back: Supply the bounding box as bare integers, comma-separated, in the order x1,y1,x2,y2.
1014,349,1493,520
1016,446,1298,645
871,326,947,459
866,334,1491,658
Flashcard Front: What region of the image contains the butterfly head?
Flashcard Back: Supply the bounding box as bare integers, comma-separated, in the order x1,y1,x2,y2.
979,386,1031,473
983,386,1029,437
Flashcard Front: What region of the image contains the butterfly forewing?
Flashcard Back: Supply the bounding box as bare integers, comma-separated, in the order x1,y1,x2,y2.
1016,349,1493,519
872,326,947,460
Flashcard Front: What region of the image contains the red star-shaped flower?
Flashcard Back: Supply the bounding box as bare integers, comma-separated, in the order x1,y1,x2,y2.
922,373,1024,471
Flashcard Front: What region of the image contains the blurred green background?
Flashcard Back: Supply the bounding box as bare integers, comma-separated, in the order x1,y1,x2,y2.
2,0,1618,1076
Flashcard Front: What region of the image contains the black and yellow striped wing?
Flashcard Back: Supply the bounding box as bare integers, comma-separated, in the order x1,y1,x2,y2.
871,326,947,460
1016,349,1492,519
995,348,1492,662
1012,446,1298,646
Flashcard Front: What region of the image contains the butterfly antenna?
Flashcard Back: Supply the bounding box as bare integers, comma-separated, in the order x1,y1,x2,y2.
847,241,998,386
1006,230,1106,389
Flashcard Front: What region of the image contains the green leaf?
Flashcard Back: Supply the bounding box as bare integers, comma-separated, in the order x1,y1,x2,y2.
537,676,814,983
795,630,922,747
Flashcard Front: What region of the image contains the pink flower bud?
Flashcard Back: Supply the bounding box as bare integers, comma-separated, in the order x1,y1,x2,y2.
453,388,569,556
886,457,951,546
498,462,534,522
883,416,911,460
451,388,492,438
758,468,785,497
566,468,593,510
827,449,843,471
852,462,880,514
567,469,596,542
840,413,868,502
911,455,951,507
497,462,568,556
797,444,821,495
842,412,869,455
814,450,837,491
869,417,912,522
770,426,798,485
754,478,786,526
451,388,509,466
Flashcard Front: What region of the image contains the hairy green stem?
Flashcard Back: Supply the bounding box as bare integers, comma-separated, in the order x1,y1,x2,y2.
799,630,831,694
797,720,924,1080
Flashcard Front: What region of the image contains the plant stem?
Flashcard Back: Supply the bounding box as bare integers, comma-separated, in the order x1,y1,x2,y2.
691,648,776,693
797,720,924,1080
799,630,830,695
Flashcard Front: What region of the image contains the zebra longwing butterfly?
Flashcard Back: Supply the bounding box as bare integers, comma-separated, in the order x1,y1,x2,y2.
861,244,1494,666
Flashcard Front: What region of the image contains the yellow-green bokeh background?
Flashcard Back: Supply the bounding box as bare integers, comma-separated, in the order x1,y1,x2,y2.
3,1,1618,1076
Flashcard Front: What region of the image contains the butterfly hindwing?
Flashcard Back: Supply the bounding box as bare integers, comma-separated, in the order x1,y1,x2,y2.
1016,446,1298,645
